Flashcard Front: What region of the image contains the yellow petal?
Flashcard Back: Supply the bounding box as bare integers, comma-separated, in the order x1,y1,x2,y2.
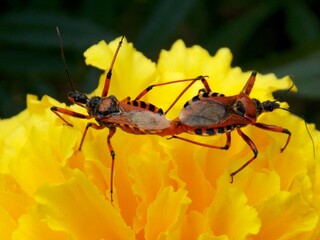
180,211,208,239
2,35,320,240
0,107,28,158
156,40,231,116
35,170,135,240
169,140,214,211
205,177,261,240
128,140,173,232
260,111,314,189
84,38,158,100
84,40,115,70
158,40,215,78
198,233,229,240
234,169,281,205
1,124,27,174
0,205,17,240
253,192,318,239
145,186,191,240
12,207,68,240
9,121,66,195
308,153,320,239
0,174,33,225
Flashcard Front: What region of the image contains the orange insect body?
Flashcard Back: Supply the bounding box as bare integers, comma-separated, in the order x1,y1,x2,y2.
51,35,188,201
84,94,183,136
173,71,291,181
52,31,293,200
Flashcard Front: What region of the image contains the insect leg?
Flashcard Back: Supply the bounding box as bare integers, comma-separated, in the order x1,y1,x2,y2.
79,123,116,201
169,132,231,150
254,122,291,152
241,71,257,96
133,76,210,114
165,76,211,114
51,106,91,127
79,122,104,150
107,127,116,202
101,36,124,97
230,129,258,183
134,76,207,100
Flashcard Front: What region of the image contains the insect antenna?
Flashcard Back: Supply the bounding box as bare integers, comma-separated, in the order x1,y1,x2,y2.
272,83,315,158
274,83,295,103
278,106,316,158
56,26,75,91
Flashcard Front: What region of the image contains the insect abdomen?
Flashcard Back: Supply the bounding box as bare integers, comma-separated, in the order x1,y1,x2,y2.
126,100,164,115
187,124,241,136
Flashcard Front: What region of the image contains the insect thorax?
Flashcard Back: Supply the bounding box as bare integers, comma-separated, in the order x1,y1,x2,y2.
86,95,123,119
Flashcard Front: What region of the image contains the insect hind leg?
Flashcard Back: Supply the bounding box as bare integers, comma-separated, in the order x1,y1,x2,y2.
169,132,231,150
134,76,210,115
230,129,258,183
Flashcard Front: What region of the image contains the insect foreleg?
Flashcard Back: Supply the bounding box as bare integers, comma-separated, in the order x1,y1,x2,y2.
101,36,124,97
254,122,291,152
106,127,116,202
79,122,104,150
230,129,258,183
79,123,116,201
51,106,91,127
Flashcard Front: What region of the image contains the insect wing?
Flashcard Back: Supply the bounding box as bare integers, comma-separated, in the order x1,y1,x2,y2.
179,99,227,127
124,111,171,130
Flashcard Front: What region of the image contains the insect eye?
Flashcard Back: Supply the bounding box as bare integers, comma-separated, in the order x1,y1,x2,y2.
252,99,263,115
91,97,100,105
234,101,245,116
68,91,88,104
86,97,101,115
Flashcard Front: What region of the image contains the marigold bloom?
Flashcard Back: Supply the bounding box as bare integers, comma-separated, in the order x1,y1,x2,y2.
1,37,319,240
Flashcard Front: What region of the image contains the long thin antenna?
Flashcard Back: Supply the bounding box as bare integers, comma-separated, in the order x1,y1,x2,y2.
56,26,75,91
305,120,316,158
279,107,316,158
275,83,315,158
275,84,295,103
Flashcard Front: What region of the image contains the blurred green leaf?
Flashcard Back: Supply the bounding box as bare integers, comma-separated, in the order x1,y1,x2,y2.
285,1,320,46
81,0,118,27
136,0,197,56
206,2,280,54
0,49,60,74
0,9,114,49
272,48,320,98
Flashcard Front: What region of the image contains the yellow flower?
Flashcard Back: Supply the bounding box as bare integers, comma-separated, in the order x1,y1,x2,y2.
0,37,319,239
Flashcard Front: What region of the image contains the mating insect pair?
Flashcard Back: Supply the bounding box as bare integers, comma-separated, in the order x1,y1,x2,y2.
52,33,291,201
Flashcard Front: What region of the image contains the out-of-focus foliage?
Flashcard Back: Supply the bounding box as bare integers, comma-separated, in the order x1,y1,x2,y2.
1,0,319,125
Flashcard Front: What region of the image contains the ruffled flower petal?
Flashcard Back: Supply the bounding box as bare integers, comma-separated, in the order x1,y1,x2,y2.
1,37,319,239
205,178,261,240
0,205,17,240
12,207,68,240
35,170,135,240
145,186,191,240
253,192,318,239
84,38,158,101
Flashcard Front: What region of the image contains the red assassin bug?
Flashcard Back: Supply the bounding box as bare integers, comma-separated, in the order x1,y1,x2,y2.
51,28,206,201
170,71,292,182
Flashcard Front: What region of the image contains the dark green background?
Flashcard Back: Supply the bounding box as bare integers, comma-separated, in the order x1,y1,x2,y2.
1,0,320,127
